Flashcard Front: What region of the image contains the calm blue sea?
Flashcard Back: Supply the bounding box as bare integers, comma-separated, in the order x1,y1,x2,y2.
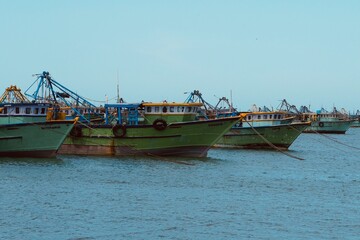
1,128,360,240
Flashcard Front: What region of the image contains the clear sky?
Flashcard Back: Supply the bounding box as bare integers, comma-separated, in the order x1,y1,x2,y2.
1,0,359,112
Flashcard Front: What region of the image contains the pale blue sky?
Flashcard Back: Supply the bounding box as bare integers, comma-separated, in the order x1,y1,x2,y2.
1,0,359,112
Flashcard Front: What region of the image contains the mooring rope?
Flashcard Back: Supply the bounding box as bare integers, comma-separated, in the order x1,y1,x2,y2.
287,122,360,151
288,124,349,153
306,128,360,151
244,120,305,161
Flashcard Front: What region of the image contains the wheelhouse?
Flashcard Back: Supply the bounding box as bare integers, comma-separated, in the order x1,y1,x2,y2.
104,103,141,126
0,103,50,124
141,102,203,124
241,111,295,127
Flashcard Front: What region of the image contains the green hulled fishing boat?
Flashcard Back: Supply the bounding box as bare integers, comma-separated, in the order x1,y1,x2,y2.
185,92,309,150
59,102,242,157
24,72,242,157
349,112,360,127
215,111,310,150
0,118,76,158
301,108,353,134
0,85,76,157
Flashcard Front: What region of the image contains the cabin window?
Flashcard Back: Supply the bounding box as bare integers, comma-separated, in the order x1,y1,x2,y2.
162,106,167,113
181,107,185,112
247,115,252,120
146,106,152,112
25,108,31,114
170,106,174,112
193,107,197,112
15,107,20,114
187,107,192,112
3,107,7,114
263,115,268,119
41,108,46,114
269,115,272,119
257,115,261,119
155,106,159,112
34,108,39,114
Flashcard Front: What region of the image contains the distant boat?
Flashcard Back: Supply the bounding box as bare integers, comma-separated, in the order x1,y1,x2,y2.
350,117,360,127
349,111,360,127
301,108,353,134
185,92,309,150
215,111,310,150
277,99,353,134
58,102,242,157
0,85,76,157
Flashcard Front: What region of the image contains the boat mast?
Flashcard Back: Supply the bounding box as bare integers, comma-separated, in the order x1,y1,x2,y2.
117,70,120,103
230,90,233,112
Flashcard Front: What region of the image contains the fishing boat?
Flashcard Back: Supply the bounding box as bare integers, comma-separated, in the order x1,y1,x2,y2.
58,102,242,157
25,72,242,157
0,85,77,158
350,117,360,127
215,111,310,150
185,92,309,150
349,110,360,127
277,99,353,134
301,107,353,134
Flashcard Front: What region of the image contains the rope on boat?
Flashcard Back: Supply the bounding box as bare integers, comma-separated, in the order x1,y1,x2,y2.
244,120,305,161
288,124,347,152
76,120,95,130
287,124,360,151
305,129,360,151
287,124,346,153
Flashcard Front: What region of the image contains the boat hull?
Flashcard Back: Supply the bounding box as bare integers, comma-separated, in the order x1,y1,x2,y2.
350,118,360,128
215,122,310,150
303,120,353,134
58,117,240,158
0,121,75,158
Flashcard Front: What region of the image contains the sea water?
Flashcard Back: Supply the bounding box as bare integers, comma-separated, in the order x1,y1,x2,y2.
1,128,360,239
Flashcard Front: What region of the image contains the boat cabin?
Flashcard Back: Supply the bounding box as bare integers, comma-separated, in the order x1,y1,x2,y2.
241,111,295,127
141,102,203,124
104,103,141,125
0,103,49,124
60,106,105,123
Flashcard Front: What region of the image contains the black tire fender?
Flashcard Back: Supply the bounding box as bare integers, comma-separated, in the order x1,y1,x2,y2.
70,124,83,137
112,124,127,137
153,119,167,131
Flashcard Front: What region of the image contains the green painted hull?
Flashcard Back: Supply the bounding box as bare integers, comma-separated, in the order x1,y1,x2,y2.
350,119,360,127
303,120,353,134
0,121,75,158
58,117,240,157
215,122,310,150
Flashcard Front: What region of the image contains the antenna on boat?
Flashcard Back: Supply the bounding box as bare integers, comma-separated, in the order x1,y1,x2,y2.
230,90,233,112
116,70,120,103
